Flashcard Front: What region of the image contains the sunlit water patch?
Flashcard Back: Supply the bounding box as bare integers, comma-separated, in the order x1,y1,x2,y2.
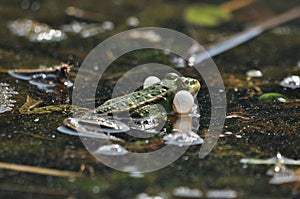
206,189,238,199
93,144,128,156
61,20,114,38
0,83,18,113
8,19,66,42
172,186,203,198
135,193,167,199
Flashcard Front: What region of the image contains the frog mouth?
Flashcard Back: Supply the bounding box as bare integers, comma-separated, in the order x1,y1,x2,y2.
192,80,201,96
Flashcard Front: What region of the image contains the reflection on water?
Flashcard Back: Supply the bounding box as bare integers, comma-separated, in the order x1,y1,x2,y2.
94,144,128,156
8,19,66,42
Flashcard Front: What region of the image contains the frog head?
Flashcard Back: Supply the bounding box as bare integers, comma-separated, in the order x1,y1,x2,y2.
164,73,200,96
180,76,201,96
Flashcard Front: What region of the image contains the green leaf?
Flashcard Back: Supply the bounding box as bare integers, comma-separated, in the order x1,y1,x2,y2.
258,93,288,102
184,5,232,27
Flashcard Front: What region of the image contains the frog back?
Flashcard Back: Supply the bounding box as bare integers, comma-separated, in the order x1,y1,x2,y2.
94,78,179,115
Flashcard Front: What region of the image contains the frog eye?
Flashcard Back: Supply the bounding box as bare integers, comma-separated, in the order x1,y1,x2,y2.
184,80,190,84
165,73,179,80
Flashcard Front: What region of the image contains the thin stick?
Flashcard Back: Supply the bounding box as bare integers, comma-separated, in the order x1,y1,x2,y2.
190,6,300,64
221,0,256,12
0,162,82,177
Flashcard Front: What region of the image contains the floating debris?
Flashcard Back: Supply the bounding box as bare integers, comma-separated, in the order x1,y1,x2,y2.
102,21,114,31
206,189,238,199
8,63,73,92
172,186,203,198
93,144,128,156
126,16,140,27
279,75,300,89
8,19,66,42
225,112,250,121
163,131,203,146
0,83,18,113
268,166,299,185
246,69,263,78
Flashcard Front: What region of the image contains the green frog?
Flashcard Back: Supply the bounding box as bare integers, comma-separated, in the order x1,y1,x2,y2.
58,73,200,139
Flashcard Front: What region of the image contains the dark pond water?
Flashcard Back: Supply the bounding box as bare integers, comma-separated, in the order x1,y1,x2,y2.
0,0,300,198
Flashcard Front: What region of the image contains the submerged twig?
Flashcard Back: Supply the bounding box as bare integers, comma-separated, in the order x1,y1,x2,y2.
189,6,300,64
0,184,70,196
0,161,82,177
19,95,70,114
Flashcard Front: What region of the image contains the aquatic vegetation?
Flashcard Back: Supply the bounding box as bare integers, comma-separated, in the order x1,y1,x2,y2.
184,5,232,27
280,75,300,89
8,19,66,42
184,0,256,27
221,74,263,97
19,95,70,114
0,83,18,113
